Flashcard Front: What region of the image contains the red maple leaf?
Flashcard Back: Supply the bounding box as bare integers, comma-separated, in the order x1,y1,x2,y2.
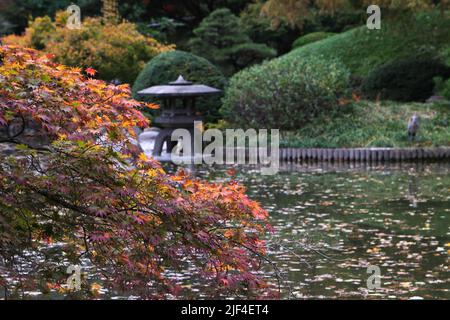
85,67,97,77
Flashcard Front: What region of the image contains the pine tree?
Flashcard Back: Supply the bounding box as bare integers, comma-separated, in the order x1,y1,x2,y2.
189,8,276,74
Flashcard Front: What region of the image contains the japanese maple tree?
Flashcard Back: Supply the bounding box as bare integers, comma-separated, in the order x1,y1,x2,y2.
0,45,271,299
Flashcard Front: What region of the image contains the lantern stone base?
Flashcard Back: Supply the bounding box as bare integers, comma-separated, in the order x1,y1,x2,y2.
152,115,203,157
153,128,180,156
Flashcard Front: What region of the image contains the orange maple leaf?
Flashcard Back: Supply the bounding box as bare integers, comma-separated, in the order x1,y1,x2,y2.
145,103,160,110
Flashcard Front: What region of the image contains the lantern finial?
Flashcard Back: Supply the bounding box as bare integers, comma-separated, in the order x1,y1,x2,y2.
169,75,192,86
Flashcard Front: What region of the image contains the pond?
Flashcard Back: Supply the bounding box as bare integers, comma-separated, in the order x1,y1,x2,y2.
184,161,450,299
2,162,448,300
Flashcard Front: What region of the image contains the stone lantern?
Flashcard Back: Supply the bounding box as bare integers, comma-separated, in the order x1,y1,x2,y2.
137,75,221,157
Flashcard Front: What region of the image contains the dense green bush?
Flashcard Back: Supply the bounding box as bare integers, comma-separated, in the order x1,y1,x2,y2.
292,32,335,49
226,43,277,71
361,55,450,102
434,47,450,99
313,10,364,33
221,55,350,130
132,50,227,123
434,77,450,99
189,8,276,75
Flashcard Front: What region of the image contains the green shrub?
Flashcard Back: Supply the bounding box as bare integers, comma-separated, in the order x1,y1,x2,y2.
28,16,55,50
287,12,450,77
361,55,450,102
434,47,450,99
132,50,227,123
226,43,276,71
292,32,335,49
221,55,350,130
239,1,298,55
434,77,450,99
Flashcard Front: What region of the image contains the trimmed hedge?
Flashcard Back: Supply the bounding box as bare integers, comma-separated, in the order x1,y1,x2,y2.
292,32,336,49
132,50,227,123
221,55,350,130
361,56,450,102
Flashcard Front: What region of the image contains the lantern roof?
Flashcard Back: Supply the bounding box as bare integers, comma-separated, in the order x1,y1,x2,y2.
137,75,221,98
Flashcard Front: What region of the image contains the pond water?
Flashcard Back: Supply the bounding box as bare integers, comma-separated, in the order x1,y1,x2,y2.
185,161,450,299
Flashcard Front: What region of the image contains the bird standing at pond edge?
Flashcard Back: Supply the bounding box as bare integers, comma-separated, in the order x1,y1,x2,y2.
408,113,420,142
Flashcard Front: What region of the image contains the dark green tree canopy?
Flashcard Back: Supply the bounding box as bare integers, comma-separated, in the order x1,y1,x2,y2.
189,8,276,75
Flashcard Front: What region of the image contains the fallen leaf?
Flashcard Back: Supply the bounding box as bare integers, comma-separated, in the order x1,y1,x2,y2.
367,247,381,254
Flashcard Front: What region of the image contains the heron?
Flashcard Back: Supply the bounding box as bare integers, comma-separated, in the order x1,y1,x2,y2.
407,113,420,142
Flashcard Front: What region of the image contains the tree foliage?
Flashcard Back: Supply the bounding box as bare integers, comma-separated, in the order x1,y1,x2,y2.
239,1,299,55
261,0,350,28
0,45,270,299
0,0,100,34
102,0,120,24
260,0,443,28
189,8,276,74
2,12,173,84
146,0,251,24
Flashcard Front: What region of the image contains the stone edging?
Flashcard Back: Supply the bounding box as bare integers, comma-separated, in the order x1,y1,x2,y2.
278,147,450,162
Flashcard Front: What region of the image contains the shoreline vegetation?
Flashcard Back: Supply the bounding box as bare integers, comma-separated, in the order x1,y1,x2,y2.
213,100,450,150
280,101,450,149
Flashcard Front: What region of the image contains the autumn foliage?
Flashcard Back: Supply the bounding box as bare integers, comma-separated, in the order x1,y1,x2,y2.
0,45,270,299
2,12,174,83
